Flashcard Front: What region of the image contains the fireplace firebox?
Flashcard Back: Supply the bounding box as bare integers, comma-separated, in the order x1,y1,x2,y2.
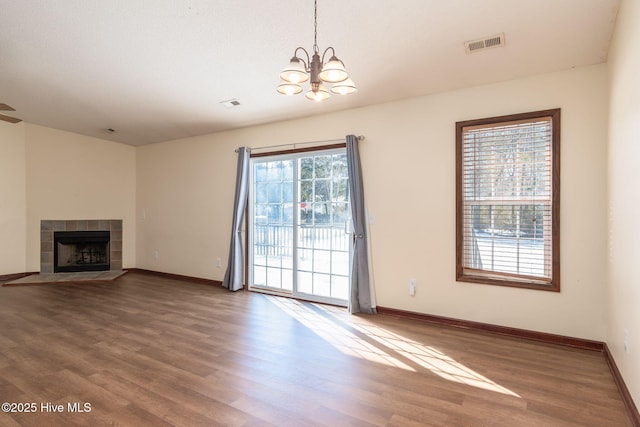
53,230,110,273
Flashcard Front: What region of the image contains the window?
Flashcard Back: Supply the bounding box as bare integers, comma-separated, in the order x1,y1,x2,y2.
456,109,560,291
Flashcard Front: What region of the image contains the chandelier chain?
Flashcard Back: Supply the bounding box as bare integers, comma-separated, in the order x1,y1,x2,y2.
313,0,318,54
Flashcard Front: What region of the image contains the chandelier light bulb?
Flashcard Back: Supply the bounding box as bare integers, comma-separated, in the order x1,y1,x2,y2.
305,83,330,102
288,74,302,84
277,81,303,96
318,56,348,83
330,78,357,95
279,57,309,84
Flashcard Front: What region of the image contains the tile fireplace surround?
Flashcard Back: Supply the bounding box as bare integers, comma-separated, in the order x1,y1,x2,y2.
40,219,123,274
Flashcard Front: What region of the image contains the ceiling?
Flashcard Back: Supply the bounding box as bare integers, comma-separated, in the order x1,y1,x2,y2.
0,0,620,146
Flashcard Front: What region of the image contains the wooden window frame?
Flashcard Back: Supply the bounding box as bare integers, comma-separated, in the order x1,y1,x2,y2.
456,109,561,291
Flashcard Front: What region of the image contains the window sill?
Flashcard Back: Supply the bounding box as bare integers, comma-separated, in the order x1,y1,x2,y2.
456,272,559,292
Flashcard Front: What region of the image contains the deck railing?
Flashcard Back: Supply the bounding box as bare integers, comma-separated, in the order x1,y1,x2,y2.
254,224,350,256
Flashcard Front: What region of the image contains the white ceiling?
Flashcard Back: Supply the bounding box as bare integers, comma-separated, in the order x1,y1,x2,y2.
0,0,620,146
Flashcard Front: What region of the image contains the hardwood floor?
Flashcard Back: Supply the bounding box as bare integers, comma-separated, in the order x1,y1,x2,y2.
0,272,632,426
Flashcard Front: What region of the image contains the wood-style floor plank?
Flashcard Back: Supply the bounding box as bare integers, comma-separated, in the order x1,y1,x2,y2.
0,272,632,426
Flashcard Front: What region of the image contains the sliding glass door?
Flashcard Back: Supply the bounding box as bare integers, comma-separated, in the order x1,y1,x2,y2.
249,148,350,305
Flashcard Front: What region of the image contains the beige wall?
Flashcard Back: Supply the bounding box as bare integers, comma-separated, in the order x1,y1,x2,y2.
0,122,27,275
25,124,137,271
136,134,234,278
607,0,640,407
137,64,609,341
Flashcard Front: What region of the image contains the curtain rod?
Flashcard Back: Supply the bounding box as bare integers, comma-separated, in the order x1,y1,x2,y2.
235,135,364,153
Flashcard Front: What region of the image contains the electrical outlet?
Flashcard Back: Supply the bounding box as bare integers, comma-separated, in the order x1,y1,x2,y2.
409,279,416,296
624,329,629,353
153,250,159,260
216,258,222,268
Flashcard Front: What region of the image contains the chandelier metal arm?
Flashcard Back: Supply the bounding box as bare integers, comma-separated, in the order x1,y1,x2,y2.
321,46,335,64
293,47,311,70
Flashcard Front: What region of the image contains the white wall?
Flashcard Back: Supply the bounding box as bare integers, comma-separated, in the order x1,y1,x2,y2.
137,64,609,341
607,0,640,408
25,124,137,271
0,122,27,275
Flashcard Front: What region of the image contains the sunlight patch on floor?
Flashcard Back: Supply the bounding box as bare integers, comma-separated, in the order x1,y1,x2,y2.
341,314,520,397
267,296,415,371
267,296,520,398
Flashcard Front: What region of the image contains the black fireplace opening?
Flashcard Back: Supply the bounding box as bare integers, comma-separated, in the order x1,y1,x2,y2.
53,230,110,273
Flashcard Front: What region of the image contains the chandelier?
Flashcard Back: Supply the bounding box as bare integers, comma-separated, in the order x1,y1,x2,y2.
277,0,357,102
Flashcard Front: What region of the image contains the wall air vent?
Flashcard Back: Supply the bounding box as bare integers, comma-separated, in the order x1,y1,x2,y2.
464,33,505,54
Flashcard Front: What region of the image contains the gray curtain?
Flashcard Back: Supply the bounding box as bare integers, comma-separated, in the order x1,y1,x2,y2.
222,147,250,291
346,135,376,314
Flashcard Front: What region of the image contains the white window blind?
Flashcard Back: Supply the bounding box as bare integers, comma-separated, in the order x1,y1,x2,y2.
457,110,559,290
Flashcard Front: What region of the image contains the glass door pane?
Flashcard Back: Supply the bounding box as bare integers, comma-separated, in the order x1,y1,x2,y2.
249,148,350,305
296,152,350,301
252,159,294,292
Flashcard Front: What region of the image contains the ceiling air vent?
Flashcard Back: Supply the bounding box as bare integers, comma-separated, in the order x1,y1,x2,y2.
464,33,505,54
220,98,241,109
